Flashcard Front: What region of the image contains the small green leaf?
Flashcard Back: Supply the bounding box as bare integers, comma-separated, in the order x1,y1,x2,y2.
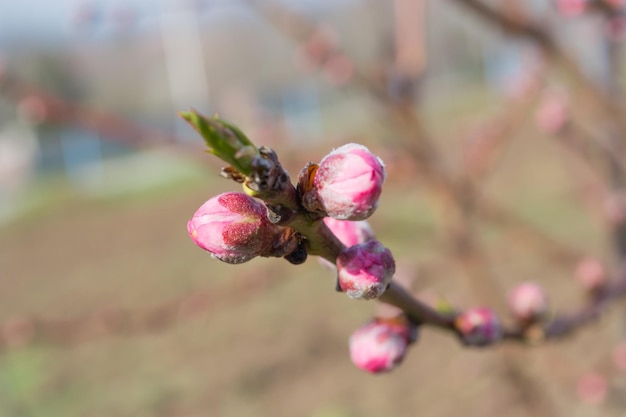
435,296,455,315
179,110,258,176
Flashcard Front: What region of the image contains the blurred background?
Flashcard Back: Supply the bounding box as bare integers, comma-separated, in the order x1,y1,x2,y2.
2,0,626,416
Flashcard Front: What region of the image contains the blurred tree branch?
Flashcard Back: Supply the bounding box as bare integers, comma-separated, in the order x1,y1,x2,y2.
449,0,626,143
0,69,203,159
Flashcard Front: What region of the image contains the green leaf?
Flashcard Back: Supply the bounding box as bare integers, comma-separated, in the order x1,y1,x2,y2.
179,110,258,176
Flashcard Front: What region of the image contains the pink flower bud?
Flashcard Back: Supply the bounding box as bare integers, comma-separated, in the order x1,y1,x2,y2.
302,27,337,67
575,258,607,292
187,192,277,264
337,240,395,300
323,217,375,247
311,143,385,220
349,318,413,374
507,282,549,322
455,307,502,346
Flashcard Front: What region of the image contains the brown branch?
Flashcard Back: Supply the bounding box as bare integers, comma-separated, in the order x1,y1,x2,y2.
504,262,626,341
379,282,457,330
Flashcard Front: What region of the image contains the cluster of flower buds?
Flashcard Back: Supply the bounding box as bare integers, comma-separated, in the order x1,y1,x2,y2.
349,317,417,374
186,114,582,376
298,143,394,300
183,116,393,288
187,138,390,274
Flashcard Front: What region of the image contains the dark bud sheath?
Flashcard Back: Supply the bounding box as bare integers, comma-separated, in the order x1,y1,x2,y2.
284,241,308,265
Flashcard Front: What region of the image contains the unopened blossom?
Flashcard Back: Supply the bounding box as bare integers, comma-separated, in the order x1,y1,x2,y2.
187,192,277,264
337,240,395,300
455,307,502,347
323,217,375,247
307,143,385,220
575,258,607,292
349,318,413,374
508,282,549,322
319,217,376,270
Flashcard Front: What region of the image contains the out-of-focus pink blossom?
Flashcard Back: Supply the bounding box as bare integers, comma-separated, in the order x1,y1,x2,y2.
606,17,626,42
508,282,549,322
455,307,502,346
308,143,385,220
323,53,354,86
612,341,626,372
17,96,49,125
337,240,395,300
349,318,413,374
577,373,608,404
603,192,626,224
536,90,569,134
293,26,338,71
323,217,375,247
575,258,607,292
557,0,588,17
187,192,277,264
604,0,625,10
